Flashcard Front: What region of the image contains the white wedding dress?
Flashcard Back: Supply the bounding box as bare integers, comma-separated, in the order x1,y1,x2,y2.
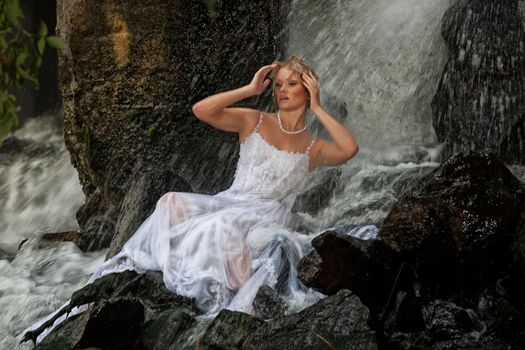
88,112,323,315
24,112,379,343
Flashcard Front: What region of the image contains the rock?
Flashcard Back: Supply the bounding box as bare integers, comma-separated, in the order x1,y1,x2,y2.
56,0,287,251
292,168,341,215
32,270,199,349
383,151,524,298
106,169,192,257
298,230,400,314
199,289,377,349
298,151,525,325
41,231,81,244
252,285,287,320
76,297,145,350
383,291,425,335
431,0,525,164
0,136,31,154
387,297,520,350
198,310,265,349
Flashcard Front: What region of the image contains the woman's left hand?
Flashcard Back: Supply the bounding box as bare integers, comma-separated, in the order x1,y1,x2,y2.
301,71,321,112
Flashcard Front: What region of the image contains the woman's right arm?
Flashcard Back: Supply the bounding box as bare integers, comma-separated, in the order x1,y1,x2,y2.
191,64,276,133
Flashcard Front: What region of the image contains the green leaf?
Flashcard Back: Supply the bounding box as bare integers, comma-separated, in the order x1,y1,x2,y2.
6,1,21,26
203,0,217,13
31,56,42,72
16,65,35,83
46,36,65,49
0,36,7,50
38,21,48,37
37,37,45,55
15,51,27,67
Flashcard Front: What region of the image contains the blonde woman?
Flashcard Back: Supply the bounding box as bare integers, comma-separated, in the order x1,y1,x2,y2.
24,56,361,343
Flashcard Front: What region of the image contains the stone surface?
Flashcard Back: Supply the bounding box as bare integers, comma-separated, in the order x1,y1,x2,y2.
106,169,192,257
32,270,199,349
199,289,378,350
298,151,525,348
41,231,81,244
431,0,525,165
291,168,341,215
298,230,399,314
380,151,525,298
56,0,286,251
252,285,287,320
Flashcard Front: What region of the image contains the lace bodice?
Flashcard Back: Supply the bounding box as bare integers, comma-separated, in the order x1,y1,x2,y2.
217,113,315,202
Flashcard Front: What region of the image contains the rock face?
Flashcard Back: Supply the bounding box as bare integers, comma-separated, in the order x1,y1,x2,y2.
56,0,286,251
200,289,377,350
33,270,199,350
431,0,525,165
298,151,525,348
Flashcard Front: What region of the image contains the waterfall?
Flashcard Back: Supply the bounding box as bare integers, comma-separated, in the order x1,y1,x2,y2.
287,0,452,149
2,1,524,348
0,116,106,349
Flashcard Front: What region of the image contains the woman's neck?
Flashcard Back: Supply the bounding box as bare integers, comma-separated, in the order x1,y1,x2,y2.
278,109,306,131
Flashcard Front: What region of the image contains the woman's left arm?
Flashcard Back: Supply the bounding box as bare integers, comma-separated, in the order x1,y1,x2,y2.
302,71,359,169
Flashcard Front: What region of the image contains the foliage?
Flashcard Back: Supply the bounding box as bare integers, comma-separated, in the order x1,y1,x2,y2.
203,0,218,17
0,0,64,145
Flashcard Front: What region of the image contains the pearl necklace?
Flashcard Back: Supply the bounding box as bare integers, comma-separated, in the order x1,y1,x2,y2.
277,111,307,135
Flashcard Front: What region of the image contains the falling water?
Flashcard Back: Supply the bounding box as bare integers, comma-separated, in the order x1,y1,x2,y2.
2,1,525,349
0,116,106,349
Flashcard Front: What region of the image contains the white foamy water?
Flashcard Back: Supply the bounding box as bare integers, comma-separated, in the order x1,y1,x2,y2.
0,239,106,349
0,116,105,349
287,0,453,150
0,116,84,255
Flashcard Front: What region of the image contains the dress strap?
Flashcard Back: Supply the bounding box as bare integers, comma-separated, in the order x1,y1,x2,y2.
254,112,264,132
305,138,316,155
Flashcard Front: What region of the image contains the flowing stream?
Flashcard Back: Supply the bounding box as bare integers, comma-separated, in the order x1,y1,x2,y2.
2,1,525,349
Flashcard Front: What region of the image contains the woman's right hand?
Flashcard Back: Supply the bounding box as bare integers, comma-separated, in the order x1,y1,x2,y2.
247,64,277,96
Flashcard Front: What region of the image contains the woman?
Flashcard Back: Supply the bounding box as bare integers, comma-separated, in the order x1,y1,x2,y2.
192,56,359,171
24,56,361,343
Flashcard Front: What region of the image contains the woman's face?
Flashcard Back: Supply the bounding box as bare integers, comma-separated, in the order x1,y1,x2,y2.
273,67,309,111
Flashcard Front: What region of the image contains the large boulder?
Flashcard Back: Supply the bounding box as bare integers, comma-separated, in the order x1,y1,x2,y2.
56,0,286,251
298,151,525,347
199,289,378,349
32,270,199,350
431,0,525,165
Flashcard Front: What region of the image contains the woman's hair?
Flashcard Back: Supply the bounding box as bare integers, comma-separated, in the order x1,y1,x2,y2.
271,54,319,81
270,55,319,109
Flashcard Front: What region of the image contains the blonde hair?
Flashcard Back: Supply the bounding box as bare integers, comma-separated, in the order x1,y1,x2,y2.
270,55,319,109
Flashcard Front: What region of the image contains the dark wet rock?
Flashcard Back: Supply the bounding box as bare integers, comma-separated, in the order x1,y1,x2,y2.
106,169,192,257
298,230,400,314
38,297,144,350
77,297,145,350
252,285,287,320
383,291,425,335
199,289,377,349
298,151,525,348
431,0,525,165
387,297,521,350
41,231,81,244
292,168,341,215
0,136,32,154
142,306,196,350
199,310,265,349
380,151,525,299
56,0,286,251
31,270,199,349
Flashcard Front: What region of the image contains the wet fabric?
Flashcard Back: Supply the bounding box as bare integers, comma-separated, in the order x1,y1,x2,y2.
24,112,379,343
89,112,323,315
